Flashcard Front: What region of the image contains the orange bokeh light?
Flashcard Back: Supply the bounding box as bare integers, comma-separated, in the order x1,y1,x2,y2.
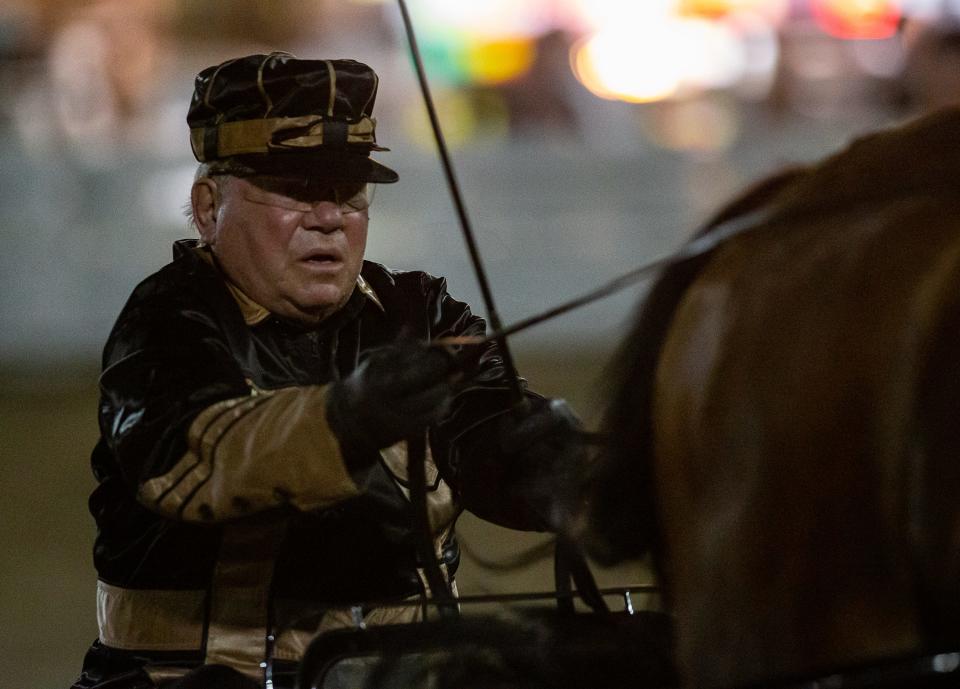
677,0,790,26
679,0,758,19
811,0,902,40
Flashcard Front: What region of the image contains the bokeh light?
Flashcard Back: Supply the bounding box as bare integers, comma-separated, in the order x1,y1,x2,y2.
571,16,746,103
678,0,790,25
811,0,902,40
570,0,676,33
465,37,537,85
572,26,682,103
410,0,554,38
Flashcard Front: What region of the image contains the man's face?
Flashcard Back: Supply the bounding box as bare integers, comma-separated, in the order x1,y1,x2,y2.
198,175,370,324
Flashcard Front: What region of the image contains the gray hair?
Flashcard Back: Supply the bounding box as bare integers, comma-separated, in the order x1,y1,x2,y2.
185,162,239,230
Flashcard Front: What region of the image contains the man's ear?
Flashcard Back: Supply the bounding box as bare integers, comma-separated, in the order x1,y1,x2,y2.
191,177,219,244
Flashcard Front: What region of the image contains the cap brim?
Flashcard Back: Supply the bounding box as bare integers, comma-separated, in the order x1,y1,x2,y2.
228,152,398,183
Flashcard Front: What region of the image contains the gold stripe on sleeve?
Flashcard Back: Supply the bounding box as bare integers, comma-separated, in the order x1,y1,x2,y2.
138,386,359,522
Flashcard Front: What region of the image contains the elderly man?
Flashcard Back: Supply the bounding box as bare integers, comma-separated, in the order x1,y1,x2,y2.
71,54,585,689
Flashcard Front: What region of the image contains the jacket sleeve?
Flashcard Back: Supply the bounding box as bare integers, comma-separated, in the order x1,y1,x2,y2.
98,281,362,524
422,277,549,531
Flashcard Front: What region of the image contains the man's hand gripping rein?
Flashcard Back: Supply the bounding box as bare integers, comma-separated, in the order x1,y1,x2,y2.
497,398,591,534
326,341,458,455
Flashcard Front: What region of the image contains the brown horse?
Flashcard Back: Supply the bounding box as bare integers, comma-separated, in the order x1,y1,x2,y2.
589,107,960,688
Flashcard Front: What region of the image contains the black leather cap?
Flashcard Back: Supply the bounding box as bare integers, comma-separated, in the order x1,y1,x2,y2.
187,52,398,183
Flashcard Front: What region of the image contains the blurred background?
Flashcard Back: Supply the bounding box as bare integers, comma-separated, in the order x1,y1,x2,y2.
2,0,960,686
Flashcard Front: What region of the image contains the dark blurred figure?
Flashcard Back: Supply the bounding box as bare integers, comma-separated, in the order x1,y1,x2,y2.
900,21,960,113
499,30,581,138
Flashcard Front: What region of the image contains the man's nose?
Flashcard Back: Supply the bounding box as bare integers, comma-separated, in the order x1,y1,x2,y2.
303,200,343,233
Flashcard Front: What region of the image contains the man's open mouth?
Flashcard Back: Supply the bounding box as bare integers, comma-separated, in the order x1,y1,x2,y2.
303,251,341,264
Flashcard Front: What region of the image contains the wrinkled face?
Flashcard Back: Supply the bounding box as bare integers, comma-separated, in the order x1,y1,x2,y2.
195,175,370,325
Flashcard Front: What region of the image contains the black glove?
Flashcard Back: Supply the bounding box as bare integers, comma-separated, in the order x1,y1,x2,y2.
326,341,457,454
497,397,590,532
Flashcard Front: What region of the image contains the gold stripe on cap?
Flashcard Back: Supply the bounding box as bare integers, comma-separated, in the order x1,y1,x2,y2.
204,58,241,110
190,115,378,160
324,60,336,117
257,51,296,117
361,71,378,117
257,55,273,116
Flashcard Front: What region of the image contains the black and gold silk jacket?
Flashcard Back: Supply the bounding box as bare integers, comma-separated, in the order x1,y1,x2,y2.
75,240,543,689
